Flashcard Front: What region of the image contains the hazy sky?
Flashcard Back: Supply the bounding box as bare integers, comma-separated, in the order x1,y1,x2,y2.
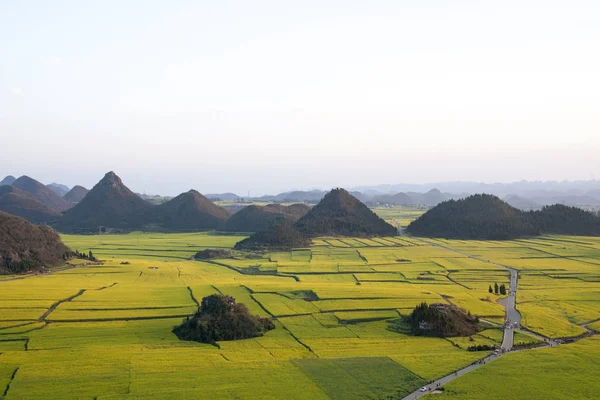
2,1,599,195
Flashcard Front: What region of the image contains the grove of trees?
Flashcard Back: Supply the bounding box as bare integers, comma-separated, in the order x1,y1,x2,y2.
173,294,275,344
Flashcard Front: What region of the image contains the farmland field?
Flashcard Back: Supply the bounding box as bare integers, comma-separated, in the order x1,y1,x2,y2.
0,232,599,399
371,206,426,226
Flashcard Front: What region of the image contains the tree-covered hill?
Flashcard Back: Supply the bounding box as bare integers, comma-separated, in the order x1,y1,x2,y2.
0,211,71,274
295,188,397,238
530,204,600,235
406,194,540,239
407,194,600,239
234,221,310,250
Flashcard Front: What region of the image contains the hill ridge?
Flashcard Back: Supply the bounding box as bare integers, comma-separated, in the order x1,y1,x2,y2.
13,175,70,212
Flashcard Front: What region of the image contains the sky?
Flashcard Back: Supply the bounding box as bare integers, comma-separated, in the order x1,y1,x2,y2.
1,0,599,196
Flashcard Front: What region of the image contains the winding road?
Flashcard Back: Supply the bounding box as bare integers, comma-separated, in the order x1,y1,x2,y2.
401,239,523,399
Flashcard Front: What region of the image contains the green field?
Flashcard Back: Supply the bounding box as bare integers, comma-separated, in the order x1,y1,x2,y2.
0,232,598,399
371,206,426,226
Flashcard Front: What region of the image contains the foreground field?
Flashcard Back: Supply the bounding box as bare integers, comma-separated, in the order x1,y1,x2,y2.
0,233,599,399
438,335,600,399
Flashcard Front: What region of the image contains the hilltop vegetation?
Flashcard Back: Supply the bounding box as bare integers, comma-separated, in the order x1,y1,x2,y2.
0,211,71,273
173,294,275,344
407,194,600,239
531,204,600,235
407,194,539,239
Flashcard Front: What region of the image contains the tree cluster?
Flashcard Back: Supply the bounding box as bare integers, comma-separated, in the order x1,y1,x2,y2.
467,344,496,352
405,302,479,338
74,249,97,262
173,294,275,344
489,283,506,295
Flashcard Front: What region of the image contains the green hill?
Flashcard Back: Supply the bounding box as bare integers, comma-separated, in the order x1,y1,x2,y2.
153,190,229,231
295,188,397,237
54,171,154,233
234,221,310,250
530,204,600,235
406,194,540,239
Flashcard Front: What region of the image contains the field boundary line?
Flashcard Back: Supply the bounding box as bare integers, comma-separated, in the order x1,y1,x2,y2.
39,289,86,322
186,287,200,307
2,367,19,397
45,314,189,323
278,322,317,356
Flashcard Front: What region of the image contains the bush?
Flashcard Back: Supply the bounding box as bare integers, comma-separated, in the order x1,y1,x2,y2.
467,344,496,352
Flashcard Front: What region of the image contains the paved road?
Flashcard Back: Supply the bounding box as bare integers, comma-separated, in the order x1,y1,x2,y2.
401,352,503,400
497,268,520,350
401,239,522,399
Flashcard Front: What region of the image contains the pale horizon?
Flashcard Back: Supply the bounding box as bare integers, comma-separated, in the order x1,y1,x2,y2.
2,1,599,195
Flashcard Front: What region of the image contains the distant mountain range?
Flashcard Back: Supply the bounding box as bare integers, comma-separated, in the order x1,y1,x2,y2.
6,174,600,210
3,172,600,233
51,172,312,234
208,180,600,209
0,185,62,223
11,176,70,212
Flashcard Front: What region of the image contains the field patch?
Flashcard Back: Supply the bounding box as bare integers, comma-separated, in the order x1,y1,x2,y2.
291,357,426,400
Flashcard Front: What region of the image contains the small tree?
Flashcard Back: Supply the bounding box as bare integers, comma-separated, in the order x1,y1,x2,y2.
494,282,499,294
499,284,507,295
488,285,493,294
89,251,94,261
